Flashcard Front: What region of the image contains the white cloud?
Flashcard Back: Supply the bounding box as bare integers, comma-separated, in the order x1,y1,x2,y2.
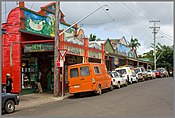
1,1,173,55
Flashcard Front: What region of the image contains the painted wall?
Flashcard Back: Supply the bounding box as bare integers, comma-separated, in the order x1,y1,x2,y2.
2,8,21,93
117,44,134,58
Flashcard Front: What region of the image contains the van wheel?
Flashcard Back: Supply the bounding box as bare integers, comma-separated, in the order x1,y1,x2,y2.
109,83,113,91
74,93,80,98
96,85,102,95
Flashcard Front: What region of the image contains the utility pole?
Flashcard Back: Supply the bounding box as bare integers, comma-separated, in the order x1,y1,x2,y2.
149,20,160,70
54,1,60,97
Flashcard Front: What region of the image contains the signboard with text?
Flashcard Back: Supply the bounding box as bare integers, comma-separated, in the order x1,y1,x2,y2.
24,43,54,53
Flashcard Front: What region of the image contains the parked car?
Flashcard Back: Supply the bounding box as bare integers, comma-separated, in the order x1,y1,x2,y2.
135,67,148,80
108,71,127,89
157,68,169,77
1,85,20,114
68,63,113,97
115,67,138,84
147,70,156,79
134,68,144,81
153,70,164,78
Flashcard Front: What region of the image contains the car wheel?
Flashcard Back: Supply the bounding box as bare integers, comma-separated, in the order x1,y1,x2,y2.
109,82,114,91
130,79,133,84
125,81,128,86
135,78,138,83
117,82,121,89
5,100,15,114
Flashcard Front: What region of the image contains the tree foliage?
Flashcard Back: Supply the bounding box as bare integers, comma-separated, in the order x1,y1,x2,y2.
89,34,97,41
128,36,141,58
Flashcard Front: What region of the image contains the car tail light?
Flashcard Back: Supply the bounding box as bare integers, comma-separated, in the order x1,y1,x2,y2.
92,78,95,84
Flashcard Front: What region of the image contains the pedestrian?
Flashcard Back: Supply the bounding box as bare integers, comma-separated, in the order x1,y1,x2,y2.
36,71,43,93
6,73,13,93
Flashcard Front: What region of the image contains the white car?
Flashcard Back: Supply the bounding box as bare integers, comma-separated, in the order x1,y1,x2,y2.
115,67,138,84
109,71,127,88
147,70,156,79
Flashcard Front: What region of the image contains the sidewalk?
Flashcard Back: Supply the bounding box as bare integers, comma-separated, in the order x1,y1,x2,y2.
16,92,71,110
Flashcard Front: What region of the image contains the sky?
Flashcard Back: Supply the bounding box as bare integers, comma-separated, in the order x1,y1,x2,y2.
1,1,174,55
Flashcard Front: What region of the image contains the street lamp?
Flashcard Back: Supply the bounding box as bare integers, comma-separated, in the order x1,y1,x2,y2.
58,4,109,99
59,4,109,36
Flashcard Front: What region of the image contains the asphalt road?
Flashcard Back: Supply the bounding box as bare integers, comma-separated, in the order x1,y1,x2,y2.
5,77,174,117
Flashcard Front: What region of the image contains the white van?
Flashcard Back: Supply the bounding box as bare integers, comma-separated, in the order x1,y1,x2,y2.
115,67,138,84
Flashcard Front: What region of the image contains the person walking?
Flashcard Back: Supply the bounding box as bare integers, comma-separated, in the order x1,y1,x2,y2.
36,71,43,93
6,73,13,93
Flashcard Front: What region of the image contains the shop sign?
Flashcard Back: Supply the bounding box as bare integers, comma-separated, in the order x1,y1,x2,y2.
24,43,53,53
89,50,101,58
65,45,84,56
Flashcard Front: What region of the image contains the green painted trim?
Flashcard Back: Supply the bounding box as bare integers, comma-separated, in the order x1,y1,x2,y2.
20,88,36,95
19,29,53,38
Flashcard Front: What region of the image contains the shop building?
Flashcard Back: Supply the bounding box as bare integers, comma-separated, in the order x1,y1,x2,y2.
1,2,105,94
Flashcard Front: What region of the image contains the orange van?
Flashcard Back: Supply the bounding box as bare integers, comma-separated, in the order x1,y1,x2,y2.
68,63,113,97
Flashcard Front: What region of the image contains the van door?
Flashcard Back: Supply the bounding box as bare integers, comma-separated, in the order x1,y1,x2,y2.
69,67,81,93
79,66,92,92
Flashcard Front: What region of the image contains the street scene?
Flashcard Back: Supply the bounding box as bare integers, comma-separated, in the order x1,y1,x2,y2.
4,77,174,116
1,1,174,117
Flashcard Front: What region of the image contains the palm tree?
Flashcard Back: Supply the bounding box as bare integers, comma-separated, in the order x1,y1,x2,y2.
128,35,141,58
89,34,97,41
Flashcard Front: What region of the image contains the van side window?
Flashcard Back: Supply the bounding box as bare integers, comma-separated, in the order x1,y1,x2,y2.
80,66,90,76
94,66,101,74
70,68,79,78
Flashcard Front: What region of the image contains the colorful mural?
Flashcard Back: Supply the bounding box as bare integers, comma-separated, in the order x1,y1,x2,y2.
24,10,54,37
117,44,134,58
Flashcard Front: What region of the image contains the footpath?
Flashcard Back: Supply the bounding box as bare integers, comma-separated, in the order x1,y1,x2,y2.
16,92,71,110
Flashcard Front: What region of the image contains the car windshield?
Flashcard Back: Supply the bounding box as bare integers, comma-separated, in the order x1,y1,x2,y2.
147,70,151,72
153,70,158,72
111,72,119,77
134,68,140,74
141,68,145,72
116,69,127,74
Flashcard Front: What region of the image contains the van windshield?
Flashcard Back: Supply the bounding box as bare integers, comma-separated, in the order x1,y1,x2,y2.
116,69,127,74
70,68,79,78
80,66,90,76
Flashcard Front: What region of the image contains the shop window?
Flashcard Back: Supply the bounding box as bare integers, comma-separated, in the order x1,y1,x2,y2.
21,57,38,89
94,66,101,74
70,68,79,78
80,66,90,76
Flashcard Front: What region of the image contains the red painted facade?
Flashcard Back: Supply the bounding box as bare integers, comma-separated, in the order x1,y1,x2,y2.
2,8,21,93
2,2,105,94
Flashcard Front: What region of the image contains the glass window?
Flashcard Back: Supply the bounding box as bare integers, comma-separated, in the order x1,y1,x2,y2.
70,68,79,78
111,72,119,77
116,69,127,74
80,66,90,76
94,66,101,74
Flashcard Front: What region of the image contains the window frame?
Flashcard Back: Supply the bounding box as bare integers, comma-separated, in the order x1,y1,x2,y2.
70,68,79,78
80,66,90,77
93,66,101,74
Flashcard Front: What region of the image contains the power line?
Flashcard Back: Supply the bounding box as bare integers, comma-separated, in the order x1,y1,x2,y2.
30,1,35,9
159,30,173,38
96,2,116,22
